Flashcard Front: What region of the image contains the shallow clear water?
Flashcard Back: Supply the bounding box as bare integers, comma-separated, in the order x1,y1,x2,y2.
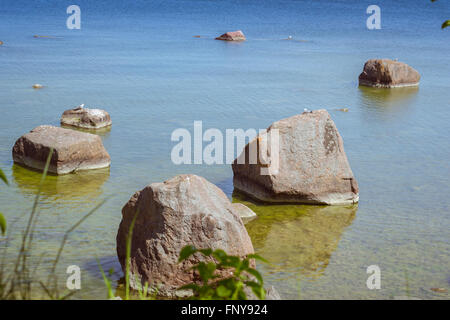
0,0,449,299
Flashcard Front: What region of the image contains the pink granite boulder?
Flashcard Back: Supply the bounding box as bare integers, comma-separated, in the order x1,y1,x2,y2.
359,59,420,88
232,110,359,205
61,105,111,129
116,174,255,297
12,125,111,174
215,30,246,41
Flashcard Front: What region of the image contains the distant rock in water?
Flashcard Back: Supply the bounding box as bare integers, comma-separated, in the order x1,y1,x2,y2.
0,41,3,45
12,125,111,174
32,84,43,89
215,30,246,41
33,35,55,38
61,105,111,129
359,59,420,88
116,174,254,298
232,110,359,205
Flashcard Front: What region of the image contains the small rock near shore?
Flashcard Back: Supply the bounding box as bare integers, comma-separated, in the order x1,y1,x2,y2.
244,285,282,300
265,286,282,300
231,203,257,224
12,125,111,174
430,288,448,293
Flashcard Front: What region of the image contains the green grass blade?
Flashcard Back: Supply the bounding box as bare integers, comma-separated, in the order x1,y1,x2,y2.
246,268,263,285
0,213,6,236
14,148,53,279
125,210,140,300
0,168,8,185
51,197,109,275
97,258,115,299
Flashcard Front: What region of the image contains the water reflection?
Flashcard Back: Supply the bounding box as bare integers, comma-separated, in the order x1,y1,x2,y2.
358,86,419,114
60,124,112,137
233,192,357,280
12,164,110,201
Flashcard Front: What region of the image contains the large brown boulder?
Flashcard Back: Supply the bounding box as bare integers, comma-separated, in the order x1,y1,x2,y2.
116,174,254,297
359,59,420,88
215,30,246,41
61,105,111,129
12,125,110,174
232,110,359,205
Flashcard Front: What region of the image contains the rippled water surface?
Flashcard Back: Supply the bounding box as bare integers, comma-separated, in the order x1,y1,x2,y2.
0,0,449,299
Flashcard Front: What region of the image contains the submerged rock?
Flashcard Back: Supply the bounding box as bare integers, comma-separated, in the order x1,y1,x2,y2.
393,296,422,300
430,288,448,293
242,201,357,279
231,203,257,224
265,286,282,300
116,174,254,297
232,109,359,205
215,30,246,41
12,125,110,174
61,105,111,129
359,59,420,88
244,285,282,300
12,164,110,200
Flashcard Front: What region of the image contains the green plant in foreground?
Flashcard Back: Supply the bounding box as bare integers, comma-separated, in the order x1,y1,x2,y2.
0,150,105,299
98,263,154,300
404,269,411,298
98,210,155,300
178,245,267,300
431,0,450,29
0,167,7,236
0,213,5,237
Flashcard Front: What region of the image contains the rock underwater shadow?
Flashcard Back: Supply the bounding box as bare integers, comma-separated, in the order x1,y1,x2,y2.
358,85,419,114
60,123,112,137
232,190,357,280
11,164,110,202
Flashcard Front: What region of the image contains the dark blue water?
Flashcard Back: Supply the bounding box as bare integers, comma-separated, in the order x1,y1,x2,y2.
0,0,449,299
